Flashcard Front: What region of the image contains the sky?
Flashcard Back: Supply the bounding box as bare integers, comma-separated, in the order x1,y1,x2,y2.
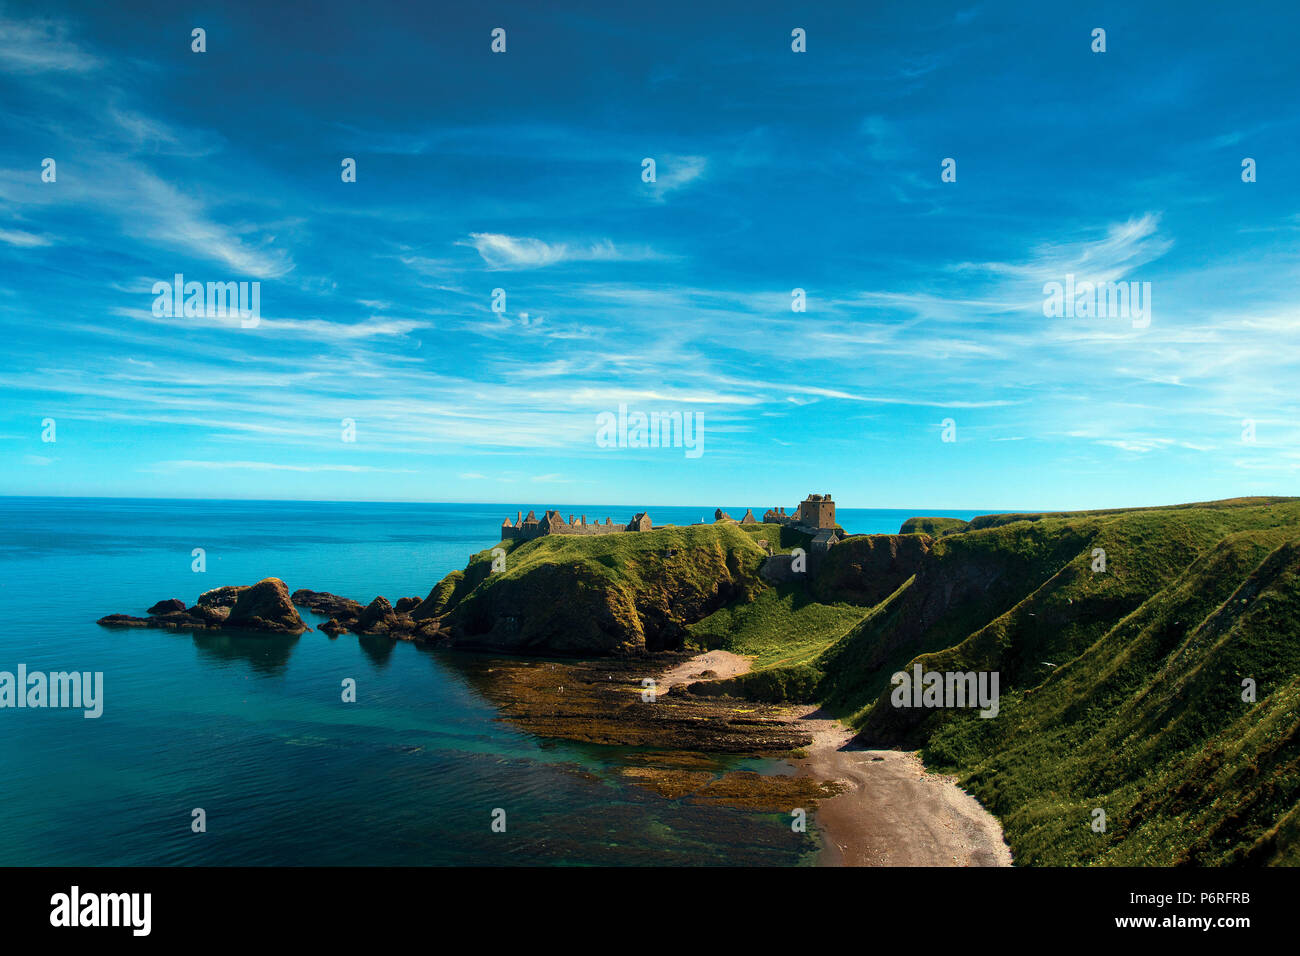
1,0,1298,511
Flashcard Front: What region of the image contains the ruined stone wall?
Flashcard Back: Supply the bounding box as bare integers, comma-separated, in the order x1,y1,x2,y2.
501,513,648,541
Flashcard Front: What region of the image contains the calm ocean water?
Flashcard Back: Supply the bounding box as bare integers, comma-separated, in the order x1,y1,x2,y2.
0,497,977,866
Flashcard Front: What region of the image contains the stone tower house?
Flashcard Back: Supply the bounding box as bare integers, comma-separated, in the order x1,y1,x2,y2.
797,493,836,530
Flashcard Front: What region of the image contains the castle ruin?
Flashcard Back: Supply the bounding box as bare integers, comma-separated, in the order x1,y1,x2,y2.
501,493,841,550
501,509,652,542
764,493,841,551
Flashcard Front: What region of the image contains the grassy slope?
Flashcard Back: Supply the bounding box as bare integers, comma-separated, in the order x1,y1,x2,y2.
687,584,867,668
811,499,1300,865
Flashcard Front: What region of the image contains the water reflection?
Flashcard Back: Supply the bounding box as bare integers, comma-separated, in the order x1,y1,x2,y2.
190,630,300,674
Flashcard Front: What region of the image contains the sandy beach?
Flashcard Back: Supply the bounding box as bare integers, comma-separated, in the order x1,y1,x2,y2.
657,649,753,695
660,651,1013,867
789,705,1012,866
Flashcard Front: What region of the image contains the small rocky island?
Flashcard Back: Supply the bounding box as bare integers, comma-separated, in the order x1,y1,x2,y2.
98,577,311,635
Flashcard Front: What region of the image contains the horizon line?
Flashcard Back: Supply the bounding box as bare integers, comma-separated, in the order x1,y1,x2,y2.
2,492,1289,515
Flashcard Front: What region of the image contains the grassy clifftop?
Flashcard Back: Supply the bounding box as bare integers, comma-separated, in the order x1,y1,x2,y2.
899,515,970,537
424,523,782,654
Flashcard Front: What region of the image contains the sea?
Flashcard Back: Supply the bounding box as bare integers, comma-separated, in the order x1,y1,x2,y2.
0,498,978,866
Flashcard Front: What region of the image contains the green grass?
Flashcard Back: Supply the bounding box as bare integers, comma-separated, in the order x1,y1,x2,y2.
899,515,970,536
490,522,770,589
687,583,867,669
798,497,1300,865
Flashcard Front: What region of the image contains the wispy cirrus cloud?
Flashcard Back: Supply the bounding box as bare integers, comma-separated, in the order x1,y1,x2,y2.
959,213,1173,285
152,460,417,474
0,228,51,247
459,233,658,270
0,14,99,73
644,154,707,202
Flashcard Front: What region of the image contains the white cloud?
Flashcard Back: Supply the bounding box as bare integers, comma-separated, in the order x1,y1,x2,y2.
961,213,1173,286
154,460,417,473
0,15,99,73
460,233,656,270
645,154,707,202
0,228,52,247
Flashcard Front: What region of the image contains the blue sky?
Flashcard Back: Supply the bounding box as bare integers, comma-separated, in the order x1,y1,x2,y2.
1,0,1298,510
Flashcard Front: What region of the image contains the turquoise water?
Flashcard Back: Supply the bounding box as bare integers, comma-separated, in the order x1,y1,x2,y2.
0,498,976,866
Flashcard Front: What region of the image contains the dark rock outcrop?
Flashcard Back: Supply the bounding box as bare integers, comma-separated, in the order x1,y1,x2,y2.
286,588,449,641
355,596,398,633
97,601,231,631
196,585,245,608
97,613,152,629
99,578,308,635
291,589,364,623
225,578,310,634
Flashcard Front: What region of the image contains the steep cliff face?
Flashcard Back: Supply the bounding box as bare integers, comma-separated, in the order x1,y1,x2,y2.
814,521,1095,717
428,524,773,655
809,533,932,606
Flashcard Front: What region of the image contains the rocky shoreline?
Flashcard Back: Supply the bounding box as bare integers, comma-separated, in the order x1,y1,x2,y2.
97,580,451,641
